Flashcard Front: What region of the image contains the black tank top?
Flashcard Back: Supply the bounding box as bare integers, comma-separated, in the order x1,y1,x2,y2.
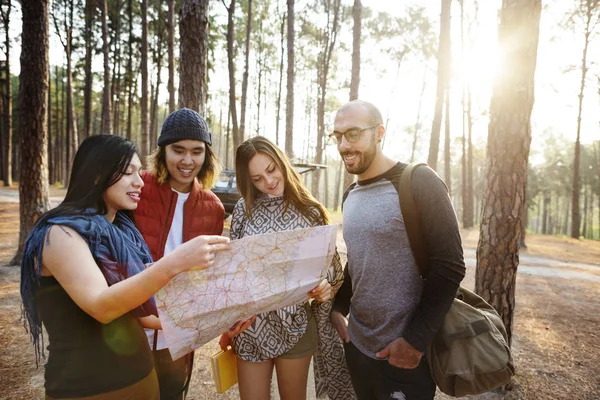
35,275,153,398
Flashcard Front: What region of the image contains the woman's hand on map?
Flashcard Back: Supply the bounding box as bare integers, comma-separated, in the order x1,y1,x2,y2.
219,316,256,350
163,235,231,274
308,279,333,302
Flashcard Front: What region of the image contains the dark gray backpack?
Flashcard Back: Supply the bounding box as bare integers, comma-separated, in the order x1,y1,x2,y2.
399,162,515,397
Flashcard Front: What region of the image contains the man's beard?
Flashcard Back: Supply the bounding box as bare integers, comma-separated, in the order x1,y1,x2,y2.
341,135,377,176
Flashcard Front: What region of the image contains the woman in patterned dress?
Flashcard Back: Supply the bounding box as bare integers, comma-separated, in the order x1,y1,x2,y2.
221,136,355,400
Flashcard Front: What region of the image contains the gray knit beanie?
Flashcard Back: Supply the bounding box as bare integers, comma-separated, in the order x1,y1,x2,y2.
157,108,212,147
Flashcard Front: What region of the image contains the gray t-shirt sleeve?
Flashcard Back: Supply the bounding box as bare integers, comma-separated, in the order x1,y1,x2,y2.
402,165,466,352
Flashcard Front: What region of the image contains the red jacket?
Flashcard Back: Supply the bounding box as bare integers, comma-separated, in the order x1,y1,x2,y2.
134,171,225,261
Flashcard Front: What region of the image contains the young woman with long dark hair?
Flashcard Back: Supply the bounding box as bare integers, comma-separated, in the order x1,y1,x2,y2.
20,134,229,400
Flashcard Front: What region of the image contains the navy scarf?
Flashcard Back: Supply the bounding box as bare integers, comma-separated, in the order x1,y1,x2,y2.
20,210,156,364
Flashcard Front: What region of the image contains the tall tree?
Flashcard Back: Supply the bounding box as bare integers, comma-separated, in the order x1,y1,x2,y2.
224,0,240,152
239,0,252,139
126,0,134,141
444,89,451,194
0,0,12,187
167,0,175,112
475,0,541,344
285,0,294,157
52,0,78,180
12,0,51,265
341,0,361,196
179,0,209,113
83,0,95,138
427,0,451,171
100,0,112,135
312,0,342,199
140,0,149,157
110,0,123,137
150,4,165,149
275,9,285,146
570,0,600,238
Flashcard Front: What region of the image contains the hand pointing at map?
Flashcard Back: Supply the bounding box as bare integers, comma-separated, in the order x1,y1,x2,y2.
162,235,231,273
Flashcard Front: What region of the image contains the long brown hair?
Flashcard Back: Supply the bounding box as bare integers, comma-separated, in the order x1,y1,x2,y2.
148,142,221,189
235,136,330,225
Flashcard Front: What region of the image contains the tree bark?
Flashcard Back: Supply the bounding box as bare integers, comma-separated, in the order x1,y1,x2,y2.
571,0,597,238
65,0,78,178
313,0,342,199
111,0,122,137
341,0,361,198
285,0,294,158
83,0,94,138
100,0,112,135
12,0,51,265
239,0,252,139
140,0,149,158
126,0,133,141
224,0,240,152
475,0,541,345
275,12,285,146
444,87,451,195
466,87,474,227
167,0,175,113
179,0,209,114
150,26,165,152
1,0,12,187
427,0,451,171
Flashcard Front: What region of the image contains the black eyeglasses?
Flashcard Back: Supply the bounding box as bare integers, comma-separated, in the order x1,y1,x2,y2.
328,124,380,145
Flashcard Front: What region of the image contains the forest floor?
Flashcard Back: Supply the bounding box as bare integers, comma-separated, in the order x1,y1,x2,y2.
0,193,599,399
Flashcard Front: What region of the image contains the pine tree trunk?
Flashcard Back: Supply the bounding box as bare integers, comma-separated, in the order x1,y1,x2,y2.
427,0,451,171
66,21,78,178
83,0,94,138
475,0,541,345
582,185,588,238
179,0,209,114
313,0,341,199
47,68,52,184
465,88,474,228
111,0,122,136
167,0,175,113
285,0,294,157
239,0,252,139
140,0,149,158
225,0,240,152
126,0,133,141
100,0,112,135
444,87,451,195
275,12,285,146
1,0,12,187
150,32,164,153
12,0,51,265
342,0,361,198
571,2,595,239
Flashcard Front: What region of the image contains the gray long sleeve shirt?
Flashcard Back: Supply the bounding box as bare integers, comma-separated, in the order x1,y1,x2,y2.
333,162,466,358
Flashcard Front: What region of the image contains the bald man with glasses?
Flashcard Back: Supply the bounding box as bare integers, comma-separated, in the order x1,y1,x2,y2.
330,100,466,400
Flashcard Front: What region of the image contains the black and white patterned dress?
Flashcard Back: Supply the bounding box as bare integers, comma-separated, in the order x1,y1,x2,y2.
229,195,356,400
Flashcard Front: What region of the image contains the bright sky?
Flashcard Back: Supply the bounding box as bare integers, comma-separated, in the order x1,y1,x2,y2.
6,0,600,164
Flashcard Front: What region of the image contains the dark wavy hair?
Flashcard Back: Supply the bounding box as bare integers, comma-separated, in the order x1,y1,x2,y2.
44,134,139,220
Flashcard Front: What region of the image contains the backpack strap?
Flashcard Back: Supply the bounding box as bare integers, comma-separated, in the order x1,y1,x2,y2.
398,162,429,278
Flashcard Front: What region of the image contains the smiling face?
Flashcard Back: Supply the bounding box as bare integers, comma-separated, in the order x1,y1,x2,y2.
333,105,383,180
165,139,206,192
247,152,285,197
102,153,144,221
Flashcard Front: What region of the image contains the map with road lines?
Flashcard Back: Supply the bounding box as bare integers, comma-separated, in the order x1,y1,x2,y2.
155,224,338,360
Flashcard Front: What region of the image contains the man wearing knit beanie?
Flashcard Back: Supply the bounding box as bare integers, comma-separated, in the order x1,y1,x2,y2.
133,108,227,399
